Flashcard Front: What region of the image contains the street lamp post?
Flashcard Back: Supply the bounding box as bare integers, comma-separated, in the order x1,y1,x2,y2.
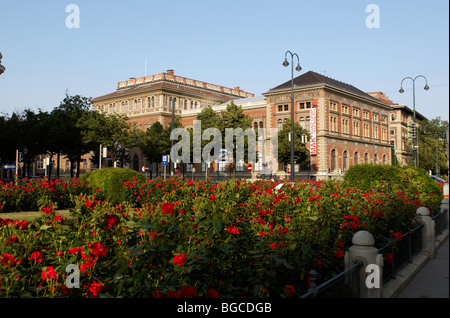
399,75,429,168
282,51,302,181
170,97,176,177
0,52,5,75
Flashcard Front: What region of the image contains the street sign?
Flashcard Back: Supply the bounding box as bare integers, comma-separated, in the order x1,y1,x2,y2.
247,163,253,173
2,164,16,169
142,165,150,172
218,149,229,161
162,155,169,166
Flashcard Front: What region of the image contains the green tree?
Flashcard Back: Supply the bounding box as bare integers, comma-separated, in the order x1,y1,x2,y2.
418,117,449,176
138,117,183,177
77,111,139,168
53,94,93,178
220,101,253,178
276,119,310,169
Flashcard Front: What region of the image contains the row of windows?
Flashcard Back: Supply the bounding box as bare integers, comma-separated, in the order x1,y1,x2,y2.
97,96,205,113
330,149,388,172
329,116,388,140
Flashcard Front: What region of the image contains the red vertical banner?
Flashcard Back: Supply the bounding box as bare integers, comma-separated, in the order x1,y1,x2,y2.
309,108,317,155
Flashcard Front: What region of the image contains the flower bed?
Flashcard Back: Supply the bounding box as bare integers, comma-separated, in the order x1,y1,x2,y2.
0,177,436,298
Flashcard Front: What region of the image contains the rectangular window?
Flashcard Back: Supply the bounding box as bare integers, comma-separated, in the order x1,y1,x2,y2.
278,105,283,112
284,104,289,111
330,101,337,111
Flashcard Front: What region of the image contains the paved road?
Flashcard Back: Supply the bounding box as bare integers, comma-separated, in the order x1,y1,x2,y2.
398,238,449,298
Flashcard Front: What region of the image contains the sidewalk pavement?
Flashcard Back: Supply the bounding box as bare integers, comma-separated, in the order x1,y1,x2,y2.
397,237,449,298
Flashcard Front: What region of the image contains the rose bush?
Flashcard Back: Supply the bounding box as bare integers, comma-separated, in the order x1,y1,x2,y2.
0,178,93,212
0,175,441,298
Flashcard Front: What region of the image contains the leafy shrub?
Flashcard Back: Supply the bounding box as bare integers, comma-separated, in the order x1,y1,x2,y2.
342,164,401,190
79,168,146,205
343,164,443,212
398,167,443,211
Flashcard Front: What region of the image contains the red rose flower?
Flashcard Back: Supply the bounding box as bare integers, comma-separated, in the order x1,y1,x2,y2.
89,281,103,297
227,225,240,234
390,232,403,242
28,251,44,263
179,285,197,298
173,253,187,266
90,242,107,258
161,202,175,215
41,266,58,280
206,289,220,298
334,249,344,258
42,207,53,214
1,253,17,266
105,214,118,227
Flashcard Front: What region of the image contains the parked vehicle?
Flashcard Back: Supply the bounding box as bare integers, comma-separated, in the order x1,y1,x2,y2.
429,175,446,183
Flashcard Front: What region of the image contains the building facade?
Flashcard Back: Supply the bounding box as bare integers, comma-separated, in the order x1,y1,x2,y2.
263,71,393,180
368,91,427,167
90,69,420,180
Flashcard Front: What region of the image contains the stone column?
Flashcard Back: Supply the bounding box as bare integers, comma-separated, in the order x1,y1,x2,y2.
416,206,435,259
345,230,384,298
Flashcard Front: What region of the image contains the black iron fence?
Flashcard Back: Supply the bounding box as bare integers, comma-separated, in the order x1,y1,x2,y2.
377,223,424,282
299,202,448,298
432,207,447,236
300,260,363,298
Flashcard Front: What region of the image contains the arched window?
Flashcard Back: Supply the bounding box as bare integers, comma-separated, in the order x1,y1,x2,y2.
343,150,348,171
184,100,187,110
259,121,263,128
374,153,378,164
354,152,359,165
330,149,336,172
277,119,283,130
306,116,310,129
151,96,155,108
382,154,386,165
253,122,258,129
364,152,369,164
299,117,305,129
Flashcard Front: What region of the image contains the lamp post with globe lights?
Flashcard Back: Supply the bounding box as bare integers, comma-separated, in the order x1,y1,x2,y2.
282,51,302,181
399,75,430,168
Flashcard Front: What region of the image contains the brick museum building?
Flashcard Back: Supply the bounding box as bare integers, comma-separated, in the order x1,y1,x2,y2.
89,69,423,181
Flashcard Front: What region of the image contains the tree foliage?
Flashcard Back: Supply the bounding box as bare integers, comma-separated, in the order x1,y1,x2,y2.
276,119,310,167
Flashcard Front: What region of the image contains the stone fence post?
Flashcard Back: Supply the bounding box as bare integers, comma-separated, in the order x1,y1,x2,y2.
416,206,435,259
442,183,449,230
345,230,384,298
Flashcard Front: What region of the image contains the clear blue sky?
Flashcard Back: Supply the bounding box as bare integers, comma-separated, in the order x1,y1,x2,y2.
0,0,448,121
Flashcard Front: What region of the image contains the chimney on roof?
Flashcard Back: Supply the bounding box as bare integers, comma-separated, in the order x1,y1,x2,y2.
234,86,240,91
167,69,174,76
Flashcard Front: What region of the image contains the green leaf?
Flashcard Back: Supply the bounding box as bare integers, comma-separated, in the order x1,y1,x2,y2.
212,219,223,233
307,216,318,221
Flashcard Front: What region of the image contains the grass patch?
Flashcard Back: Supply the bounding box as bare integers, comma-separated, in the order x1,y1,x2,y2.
0,210,73,222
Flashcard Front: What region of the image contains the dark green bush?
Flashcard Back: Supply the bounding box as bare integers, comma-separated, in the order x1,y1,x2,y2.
342,164,401,190
80,168,146,205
